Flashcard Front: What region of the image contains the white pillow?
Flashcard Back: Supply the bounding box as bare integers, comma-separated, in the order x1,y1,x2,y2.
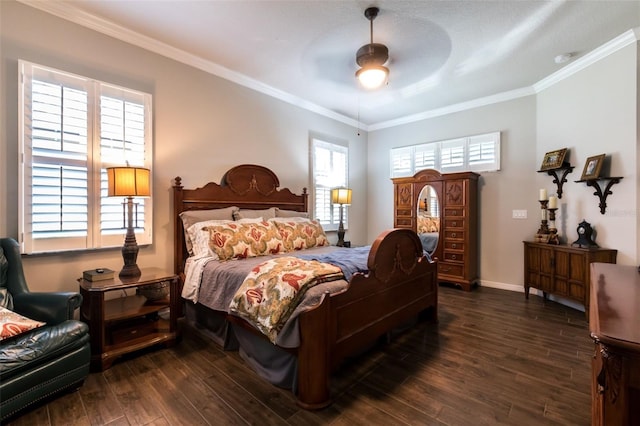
233,207,276,220
275,208,309,218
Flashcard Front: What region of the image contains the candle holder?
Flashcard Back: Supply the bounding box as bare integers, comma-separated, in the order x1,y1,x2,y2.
534,199,551,243
547,207,560,245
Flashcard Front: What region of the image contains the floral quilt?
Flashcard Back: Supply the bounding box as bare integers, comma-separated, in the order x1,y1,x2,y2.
229,256,344,342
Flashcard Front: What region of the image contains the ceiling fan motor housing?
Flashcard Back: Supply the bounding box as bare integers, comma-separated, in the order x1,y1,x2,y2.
356,43,389,66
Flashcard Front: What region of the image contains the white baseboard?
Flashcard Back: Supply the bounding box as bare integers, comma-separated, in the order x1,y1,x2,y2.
478,280,586,313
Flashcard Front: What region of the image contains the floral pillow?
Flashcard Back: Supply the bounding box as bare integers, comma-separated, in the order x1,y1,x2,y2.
204,221,286,260
187,219,232,258
272,219,329,251
0,306,45,341
180,206,239,254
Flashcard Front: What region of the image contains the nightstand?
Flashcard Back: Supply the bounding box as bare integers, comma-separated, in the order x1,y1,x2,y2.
78,267,181,371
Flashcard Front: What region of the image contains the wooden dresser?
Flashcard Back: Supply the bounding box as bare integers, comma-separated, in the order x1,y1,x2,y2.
589,263,640,426
523,242,617,318
392,169,479,291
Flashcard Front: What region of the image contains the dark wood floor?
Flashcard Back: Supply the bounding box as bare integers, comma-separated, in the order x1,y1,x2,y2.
6,285,593,426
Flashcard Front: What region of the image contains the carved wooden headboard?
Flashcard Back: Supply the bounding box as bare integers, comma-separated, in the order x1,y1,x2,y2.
172,164,308,276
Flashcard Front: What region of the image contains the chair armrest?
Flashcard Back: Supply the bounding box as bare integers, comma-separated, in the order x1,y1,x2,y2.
12,292,82,324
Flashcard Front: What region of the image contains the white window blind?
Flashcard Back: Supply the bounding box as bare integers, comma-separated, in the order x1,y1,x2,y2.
390,131,500,177
311,139,348,231
19,61,153,254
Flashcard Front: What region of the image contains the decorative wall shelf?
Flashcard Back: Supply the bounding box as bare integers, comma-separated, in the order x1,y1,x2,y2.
538,164,574,199
575,177,623,215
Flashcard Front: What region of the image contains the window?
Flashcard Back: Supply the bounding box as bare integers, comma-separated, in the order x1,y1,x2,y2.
390,131,500,178
311,139,348,231
19,61,153,254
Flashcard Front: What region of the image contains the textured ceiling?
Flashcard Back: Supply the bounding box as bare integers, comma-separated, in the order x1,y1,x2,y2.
24,0,640,128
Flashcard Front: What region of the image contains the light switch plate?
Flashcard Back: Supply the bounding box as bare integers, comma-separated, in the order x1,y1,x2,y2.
512,209,527,219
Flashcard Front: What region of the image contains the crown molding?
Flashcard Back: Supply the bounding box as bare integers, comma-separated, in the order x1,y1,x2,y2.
19,1,639,133
533,28,639,93
369,87,536,131
17,0,361,129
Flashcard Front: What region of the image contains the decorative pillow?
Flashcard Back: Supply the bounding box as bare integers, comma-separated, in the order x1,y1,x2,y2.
204,221,285,260
272,219,329,251
189,217,266,258
233,207,277,220
187,219,232,258
0,289,13,310
0,306,45,341
0,246,7,289
180,207,239,254
275,208,309,218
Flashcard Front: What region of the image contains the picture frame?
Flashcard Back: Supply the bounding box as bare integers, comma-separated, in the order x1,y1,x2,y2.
540,148,568,171
580,154,605,181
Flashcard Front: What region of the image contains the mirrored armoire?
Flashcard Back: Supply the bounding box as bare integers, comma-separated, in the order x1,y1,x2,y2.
392,169,479,291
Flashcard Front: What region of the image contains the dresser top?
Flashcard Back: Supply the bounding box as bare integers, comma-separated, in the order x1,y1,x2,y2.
589,263,640,350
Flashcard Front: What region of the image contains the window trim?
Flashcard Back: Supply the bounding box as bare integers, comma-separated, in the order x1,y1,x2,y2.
18,60,153,254
310,138,349,232
390,131,501,178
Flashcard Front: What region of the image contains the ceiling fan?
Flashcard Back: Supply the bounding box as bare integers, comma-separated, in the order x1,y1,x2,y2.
355,7,390,90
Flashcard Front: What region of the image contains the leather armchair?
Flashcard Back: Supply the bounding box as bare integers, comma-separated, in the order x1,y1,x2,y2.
0,238,90,422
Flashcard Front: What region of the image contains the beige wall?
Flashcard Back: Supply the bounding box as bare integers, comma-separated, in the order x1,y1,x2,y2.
537,43,638,265
367,96,538,290
0,2,367,292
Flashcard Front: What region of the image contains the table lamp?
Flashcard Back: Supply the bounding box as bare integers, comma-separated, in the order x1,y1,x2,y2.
331,187,352,247
107,166,150,278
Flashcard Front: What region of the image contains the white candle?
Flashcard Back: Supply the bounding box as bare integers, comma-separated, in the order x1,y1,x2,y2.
539,188,548,201
548,196,557,209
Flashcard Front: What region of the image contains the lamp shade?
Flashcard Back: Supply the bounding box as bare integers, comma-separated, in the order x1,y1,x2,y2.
331,188,352,205
107,166,150,197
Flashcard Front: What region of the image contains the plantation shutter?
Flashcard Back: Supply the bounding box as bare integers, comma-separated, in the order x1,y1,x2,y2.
19,60,153,254
312,139,348,230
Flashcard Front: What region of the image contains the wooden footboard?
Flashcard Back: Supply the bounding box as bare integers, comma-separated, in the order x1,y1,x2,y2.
296,228,438,409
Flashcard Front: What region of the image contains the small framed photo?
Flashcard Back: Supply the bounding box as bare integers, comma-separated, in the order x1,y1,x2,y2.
540,148,568,171
580,154,605,181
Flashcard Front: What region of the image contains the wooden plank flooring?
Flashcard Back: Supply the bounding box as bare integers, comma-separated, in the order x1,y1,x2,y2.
5,286,593,425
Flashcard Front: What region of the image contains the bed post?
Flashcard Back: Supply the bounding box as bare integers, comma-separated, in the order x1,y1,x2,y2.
173,176,184,276
296,291,331,409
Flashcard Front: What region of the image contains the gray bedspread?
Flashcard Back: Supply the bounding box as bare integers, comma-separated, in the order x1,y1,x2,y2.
194,245,355,348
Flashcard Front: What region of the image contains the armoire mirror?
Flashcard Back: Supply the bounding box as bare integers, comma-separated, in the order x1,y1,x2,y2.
416,184,440,255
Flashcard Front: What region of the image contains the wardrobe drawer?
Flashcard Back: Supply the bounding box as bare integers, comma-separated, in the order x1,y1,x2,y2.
444,241,465,251
444,217,466,229
395,217,412,227
443,230,465,240
443,208,465,218
438,262,464,277
443,251,465,263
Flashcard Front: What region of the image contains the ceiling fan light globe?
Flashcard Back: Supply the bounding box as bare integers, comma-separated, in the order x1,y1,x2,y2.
356,65,389,89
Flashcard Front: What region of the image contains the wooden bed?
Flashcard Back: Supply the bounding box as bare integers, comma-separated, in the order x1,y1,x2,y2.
173,164,438,409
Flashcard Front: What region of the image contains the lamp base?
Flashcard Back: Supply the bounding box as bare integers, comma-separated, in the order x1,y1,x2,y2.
119,263,141,278
120,226,141,278
336,217,345,247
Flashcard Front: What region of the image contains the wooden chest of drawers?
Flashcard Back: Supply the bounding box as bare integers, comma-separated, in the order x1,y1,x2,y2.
523,241,617,318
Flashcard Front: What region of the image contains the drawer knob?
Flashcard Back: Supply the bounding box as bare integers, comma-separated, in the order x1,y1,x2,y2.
452,243,457,249
452,254,457,260
452,221,457,226
452,232,457,238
